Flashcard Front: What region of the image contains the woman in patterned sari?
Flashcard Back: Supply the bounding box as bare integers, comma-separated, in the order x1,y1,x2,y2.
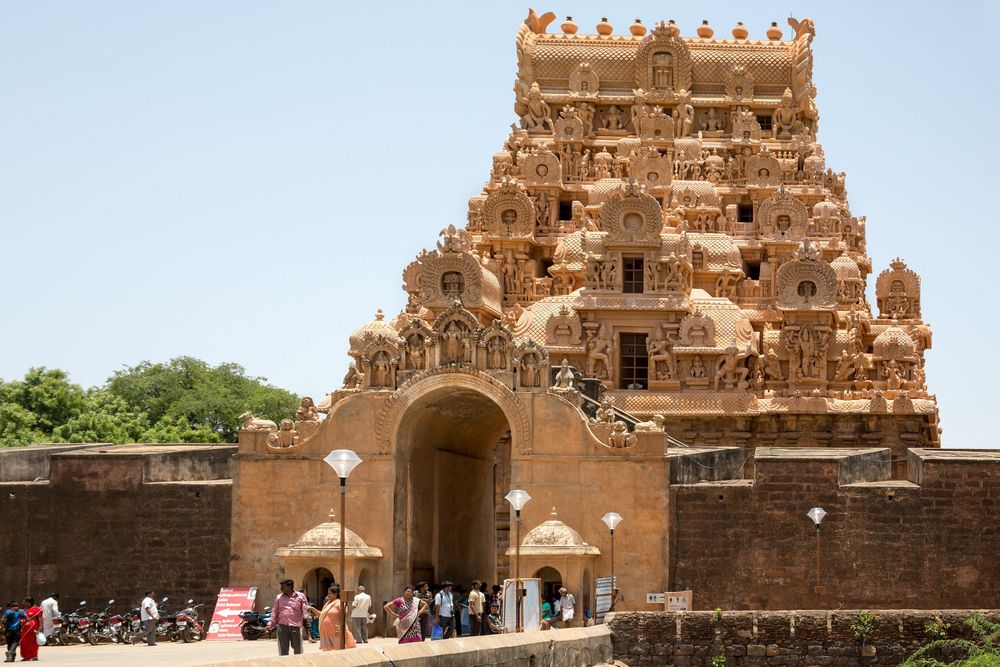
383,585,427,644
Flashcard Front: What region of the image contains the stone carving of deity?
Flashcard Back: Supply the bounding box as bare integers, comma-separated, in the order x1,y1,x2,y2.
608,421,637,448
520,82,554,132
602,105,625,131
443,321,469,363
521,353,540,387
586,324,614,379
672,94,694,138
771,88,800,139
407,334,425,370
688,355,707,379
552,358,575,391
487,336,507,369
295,397,319,422
700,107,724,132
883,359,903,390
371,351,392,387
714,346,749,391
647,324,677,381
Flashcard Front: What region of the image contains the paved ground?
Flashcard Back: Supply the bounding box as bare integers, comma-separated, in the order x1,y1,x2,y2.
28,637,398,666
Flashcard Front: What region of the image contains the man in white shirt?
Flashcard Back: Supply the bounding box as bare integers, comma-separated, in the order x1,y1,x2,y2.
139,590,159,646
433,582,455,639
349,585,372,643
559,587,575,628
40,594,60,639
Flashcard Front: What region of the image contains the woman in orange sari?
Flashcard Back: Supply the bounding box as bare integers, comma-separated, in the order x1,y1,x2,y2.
310,585,355,651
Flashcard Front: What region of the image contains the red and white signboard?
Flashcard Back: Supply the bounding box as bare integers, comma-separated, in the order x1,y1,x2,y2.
206,587,257,640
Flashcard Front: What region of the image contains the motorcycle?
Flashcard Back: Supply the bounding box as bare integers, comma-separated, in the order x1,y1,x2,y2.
47,613,66,646
238,607,273,641
155,597,180,642
65,601,95,645
176,599,204,642
92,599,125,643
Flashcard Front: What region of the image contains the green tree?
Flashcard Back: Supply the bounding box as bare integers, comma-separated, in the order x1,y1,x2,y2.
0,367,87,434
53,390,149,444
1,357,300,446
107,356,298,442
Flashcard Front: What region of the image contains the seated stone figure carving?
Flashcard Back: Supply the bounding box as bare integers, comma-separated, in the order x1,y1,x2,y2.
239,411,276,431
551,358,576,391
608,421,637,448
520,82,554,132
267,419,297,448
295,397,319,422
634,414,665,432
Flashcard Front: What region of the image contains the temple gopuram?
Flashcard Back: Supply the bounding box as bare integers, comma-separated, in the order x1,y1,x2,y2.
229,13,997,620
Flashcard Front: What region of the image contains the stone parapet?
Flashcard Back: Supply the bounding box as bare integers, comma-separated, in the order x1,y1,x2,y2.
211,626,613,666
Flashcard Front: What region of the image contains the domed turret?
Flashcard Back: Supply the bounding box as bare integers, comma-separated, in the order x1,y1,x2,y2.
873,320,916,360
348,309,398,359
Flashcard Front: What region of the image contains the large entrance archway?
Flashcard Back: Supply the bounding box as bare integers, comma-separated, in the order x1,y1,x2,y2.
393,381,515,589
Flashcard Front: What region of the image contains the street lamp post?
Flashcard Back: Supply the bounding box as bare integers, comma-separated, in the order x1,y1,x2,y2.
807,507,827,591
504,489,531,632
324,449,362,650
601,512,622,611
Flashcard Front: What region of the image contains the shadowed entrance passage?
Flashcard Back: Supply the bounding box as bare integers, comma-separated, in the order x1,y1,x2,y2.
394,386,512,588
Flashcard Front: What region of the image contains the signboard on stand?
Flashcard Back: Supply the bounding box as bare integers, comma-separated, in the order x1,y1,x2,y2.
595,576,616,623
501,578,541,632
206,587,257,640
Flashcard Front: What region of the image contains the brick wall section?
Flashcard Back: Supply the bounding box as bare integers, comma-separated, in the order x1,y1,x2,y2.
0,447,233,609
669,455,1000,609
607,610,1000,666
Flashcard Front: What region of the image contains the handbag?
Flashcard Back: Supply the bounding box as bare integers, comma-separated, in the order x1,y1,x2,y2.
431,624,444,640
36,631,46,646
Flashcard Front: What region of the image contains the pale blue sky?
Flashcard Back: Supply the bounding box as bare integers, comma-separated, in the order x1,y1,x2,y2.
1,1,996,447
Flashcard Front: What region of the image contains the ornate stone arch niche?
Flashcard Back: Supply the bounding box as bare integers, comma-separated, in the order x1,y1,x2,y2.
398,318,433,374
876,258,921,319
634,24,692,93
545,305,583,346
418,252,485,308
432,300,481,367
513,339,550,390
477,319,515,372
600,182,664,247
483,178,535,238
775,244,837,310
758,189,809,239
360,334,400,390
568,62,599,97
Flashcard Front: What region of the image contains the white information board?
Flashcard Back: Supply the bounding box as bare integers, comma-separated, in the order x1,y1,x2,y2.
501,578,541,632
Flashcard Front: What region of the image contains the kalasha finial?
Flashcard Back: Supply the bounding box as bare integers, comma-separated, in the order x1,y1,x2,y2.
328,508,337,521
375,308,384,321
550,506,558,519
890,257,907,270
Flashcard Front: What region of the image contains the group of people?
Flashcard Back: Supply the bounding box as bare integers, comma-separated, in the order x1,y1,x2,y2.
4,595,57,663
384,580,506,643
266,579,375,656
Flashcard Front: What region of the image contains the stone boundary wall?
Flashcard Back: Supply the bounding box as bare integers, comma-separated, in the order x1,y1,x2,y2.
607,610,1000,666
212,626,613,666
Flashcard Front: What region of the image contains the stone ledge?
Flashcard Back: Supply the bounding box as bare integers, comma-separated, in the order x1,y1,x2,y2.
210,626,613,666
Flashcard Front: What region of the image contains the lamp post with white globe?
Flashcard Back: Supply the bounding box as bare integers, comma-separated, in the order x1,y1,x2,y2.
505,489,531,632
601,512,623,610
324,449,362,649
807,507,827,591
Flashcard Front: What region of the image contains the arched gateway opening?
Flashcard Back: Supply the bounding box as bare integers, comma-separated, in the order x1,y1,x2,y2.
393,383,514,589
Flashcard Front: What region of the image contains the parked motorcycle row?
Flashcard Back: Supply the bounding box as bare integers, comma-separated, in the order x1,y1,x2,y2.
46,597,205,646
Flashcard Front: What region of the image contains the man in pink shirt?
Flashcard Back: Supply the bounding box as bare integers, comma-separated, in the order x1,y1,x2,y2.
267,579,309,655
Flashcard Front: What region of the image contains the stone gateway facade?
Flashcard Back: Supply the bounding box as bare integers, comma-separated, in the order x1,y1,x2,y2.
225,12,998,625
